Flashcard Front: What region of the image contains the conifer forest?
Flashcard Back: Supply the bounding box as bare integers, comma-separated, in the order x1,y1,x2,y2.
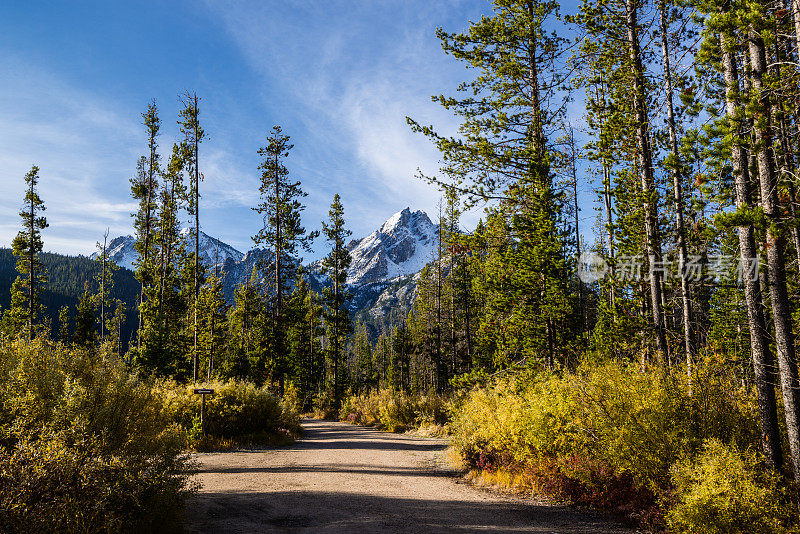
3,0,800,531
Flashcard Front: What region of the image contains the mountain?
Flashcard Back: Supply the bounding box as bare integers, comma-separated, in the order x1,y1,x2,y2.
97,208,438,335
310,208,438,331
344,208,438,286
92,229,245,272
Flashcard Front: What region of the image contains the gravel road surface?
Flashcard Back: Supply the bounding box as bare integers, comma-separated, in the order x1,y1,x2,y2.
185,419,633,533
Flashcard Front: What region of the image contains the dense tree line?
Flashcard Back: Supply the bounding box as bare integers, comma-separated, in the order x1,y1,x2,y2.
387,0,800,488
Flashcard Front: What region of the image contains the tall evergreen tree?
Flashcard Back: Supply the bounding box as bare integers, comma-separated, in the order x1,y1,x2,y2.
136,145,188,377
5,165,48,340
253,126,317,392
73,283,96,348
225,268,264,381
178,91,205,383
287,271,324,408
745,0,800,479
408,0,577,369
94,229,118,343
131,102,161,348
197,273,228,380
692,0,784,472
57,305,70,343
320,194,353,406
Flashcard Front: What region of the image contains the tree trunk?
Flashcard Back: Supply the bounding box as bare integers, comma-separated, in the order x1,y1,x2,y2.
101,231,108,342
794,0,800,58
722,35,783,471
603,163,616,308
274,151,283,392
568,126,586,336
193,100,200,384
140,115,157,352
770,21,800,273
748,22,800,477
626,0,669,364
436,211,443,393
463,260,473,369
659,0,694,381
28,183,35,341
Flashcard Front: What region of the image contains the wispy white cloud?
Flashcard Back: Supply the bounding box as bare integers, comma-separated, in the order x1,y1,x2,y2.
0,54,143,254
202,0,487,242
1,2,491,261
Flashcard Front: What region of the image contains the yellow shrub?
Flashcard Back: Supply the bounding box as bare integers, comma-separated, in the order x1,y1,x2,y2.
156,379,301,446
0,339,193,533
340,389,450,432
450,358,767,530
667,440,790,534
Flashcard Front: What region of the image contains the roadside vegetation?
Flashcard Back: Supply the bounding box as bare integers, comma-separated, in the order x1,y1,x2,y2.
0,338,192,533
334,356,795,532
159,379,301,451
337,389,450,435
451,359,794,532
0,336,301,533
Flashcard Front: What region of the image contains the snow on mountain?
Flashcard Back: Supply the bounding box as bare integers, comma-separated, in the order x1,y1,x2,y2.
94,229,244,272
101,235,138,271
345,207,438,286
178,227,245,268
96,209,438,328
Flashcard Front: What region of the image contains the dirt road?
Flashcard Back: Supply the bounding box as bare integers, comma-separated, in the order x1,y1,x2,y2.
185,419,632,533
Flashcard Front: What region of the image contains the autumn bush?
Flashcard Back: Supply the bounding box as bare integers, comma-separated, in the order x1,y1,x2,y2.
158,379,302,449
666,439,790,534
0,338,193,533
340,389,449,433
450,357,791,532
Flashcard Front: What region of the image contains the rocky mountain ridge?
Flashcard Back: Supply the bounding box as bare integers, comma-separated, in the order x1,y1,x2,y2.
95,208,439,323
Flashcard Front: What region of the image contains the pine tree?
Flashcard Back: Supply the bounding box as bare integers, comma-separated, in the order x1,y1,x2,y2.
287,271,324,409
253,126,317,393
389,314,413,392
73,283,96,348
58,305,70,344
5,165,48,340
320,194,353,406
412,264,444,390
745,0,800,479
225,267,266,382
197,273,228,380
131,101,161,349
352,323,376,394
136,145,189,377
108,299,126,358
706,0,783,471
178,91,205,383
408,0,577,370
94,229,118,343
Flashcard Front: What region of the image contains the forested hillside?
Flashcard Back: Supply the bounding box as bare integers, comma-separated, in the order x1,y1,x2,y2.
0,248,139,343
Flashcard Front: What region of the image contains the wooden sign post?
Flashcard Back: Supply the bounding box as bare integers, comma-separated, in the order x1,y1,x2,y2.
193,388,215,435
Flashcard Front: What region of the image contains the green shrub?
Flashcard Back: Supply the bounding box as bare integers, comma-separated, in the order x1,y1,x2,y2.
667,439,789,534
0,339,193,533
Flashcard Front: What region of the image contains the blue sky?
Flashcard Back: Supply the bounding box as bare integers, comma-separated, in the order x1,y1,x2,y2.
0,1,593,261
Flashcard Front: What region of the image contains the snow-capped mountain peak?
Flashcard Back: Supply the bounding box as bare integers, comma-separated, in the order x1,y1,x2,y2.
346,207,438,286
93,229,244,272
